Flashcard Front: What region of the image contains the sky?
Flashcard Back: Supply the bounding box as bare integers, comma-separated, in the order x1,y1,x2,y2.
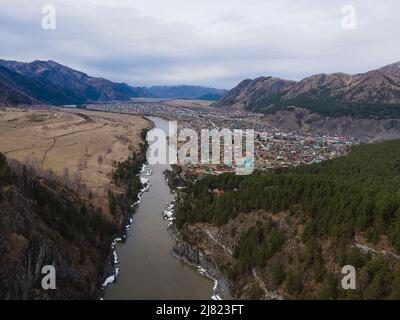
0,0,399,89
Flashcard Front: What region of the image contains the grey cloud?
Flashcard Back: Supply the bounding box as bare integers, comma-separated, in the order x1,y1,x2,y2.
0,0,399,89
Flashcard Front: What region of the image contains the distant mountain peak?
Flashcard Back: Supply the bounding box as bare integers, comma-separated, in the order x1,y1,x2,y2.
148,85,228,100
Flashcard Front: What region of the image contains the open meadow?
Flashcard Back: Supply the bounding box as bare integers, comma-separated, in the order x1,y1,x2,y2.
0,107,150,215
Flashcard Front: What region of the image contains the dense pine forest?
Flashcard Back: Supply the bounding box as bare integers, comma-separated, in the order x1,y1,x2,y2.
175,140,400,299
110,152,143,211
247,94,400,119
109,132,148,217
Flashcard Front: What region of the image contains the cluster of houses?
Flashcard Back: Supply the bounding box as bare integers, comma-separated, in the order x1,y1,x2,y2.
254,132,351,169
87,101,354,175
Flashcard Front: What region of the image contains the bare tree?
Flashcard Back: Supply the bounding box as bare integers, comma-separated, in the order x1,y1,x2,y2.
78,158,87,171
105,145,112,155
115,134,131,146
24,155,39,169
62,168,69,185
97,154,104,172
72,172,82,191
42,169,55,181
85,144,89,157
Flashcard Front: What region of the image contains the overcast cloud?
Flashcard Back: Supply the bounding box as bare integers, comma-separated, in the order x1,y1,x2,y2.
0,0,399,89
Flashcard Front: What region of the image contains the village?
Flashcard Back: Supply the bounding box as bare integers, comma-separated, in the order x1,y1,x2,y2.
82,101,353,176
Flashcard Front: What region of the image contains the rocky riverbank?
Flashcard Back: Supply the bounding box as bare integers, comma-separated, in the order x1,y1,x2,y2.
101,174,150,294
170,225,232,300
162,169,232,300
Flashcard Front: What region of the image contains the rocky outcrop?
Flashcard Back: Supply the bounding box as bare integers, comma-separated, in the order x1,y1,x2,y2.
163,165,186,190
173,241,203,266
171,237,232,300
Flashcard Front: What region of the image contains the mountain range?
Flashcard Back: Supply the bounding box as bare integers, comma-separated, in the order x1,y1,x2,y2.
148,85,227,100
0,59,226,105
3,59,400,118
214,62,400,118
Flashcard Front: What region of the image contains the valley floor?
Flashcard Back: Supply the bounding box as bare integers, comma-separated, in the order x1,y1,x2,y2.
0,107,150,215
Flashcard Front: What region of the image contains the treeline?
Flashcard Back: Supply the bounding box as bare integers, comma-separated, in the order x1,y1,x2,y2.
108,128,149,216
0,153,12,185
247,91,400,119
0,153,113,255
176,140,400,250
140,128,149,153
109,128,148,217
175,140,400,299
109,146,147,215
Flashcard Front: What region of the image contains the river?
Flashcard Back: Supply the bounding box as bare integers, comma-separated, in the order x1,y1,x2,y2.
103,116,213,300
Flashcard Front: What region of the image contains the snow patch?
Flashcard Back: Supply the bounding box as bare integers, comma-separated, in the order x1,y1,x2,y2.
102,237,122,289
162,201,176,220
102,164,150,291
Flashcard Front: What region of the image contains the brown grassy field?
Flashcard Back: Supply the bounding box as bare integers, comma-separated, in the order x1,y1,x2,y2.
130,98,213,108
0,107,150,214
163,99,213,108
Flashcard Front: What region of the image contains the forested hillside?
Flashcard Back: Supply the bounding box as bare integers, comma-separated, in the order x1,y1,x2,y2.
175,140,400,299
214,62,400,119
0,152,117,298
